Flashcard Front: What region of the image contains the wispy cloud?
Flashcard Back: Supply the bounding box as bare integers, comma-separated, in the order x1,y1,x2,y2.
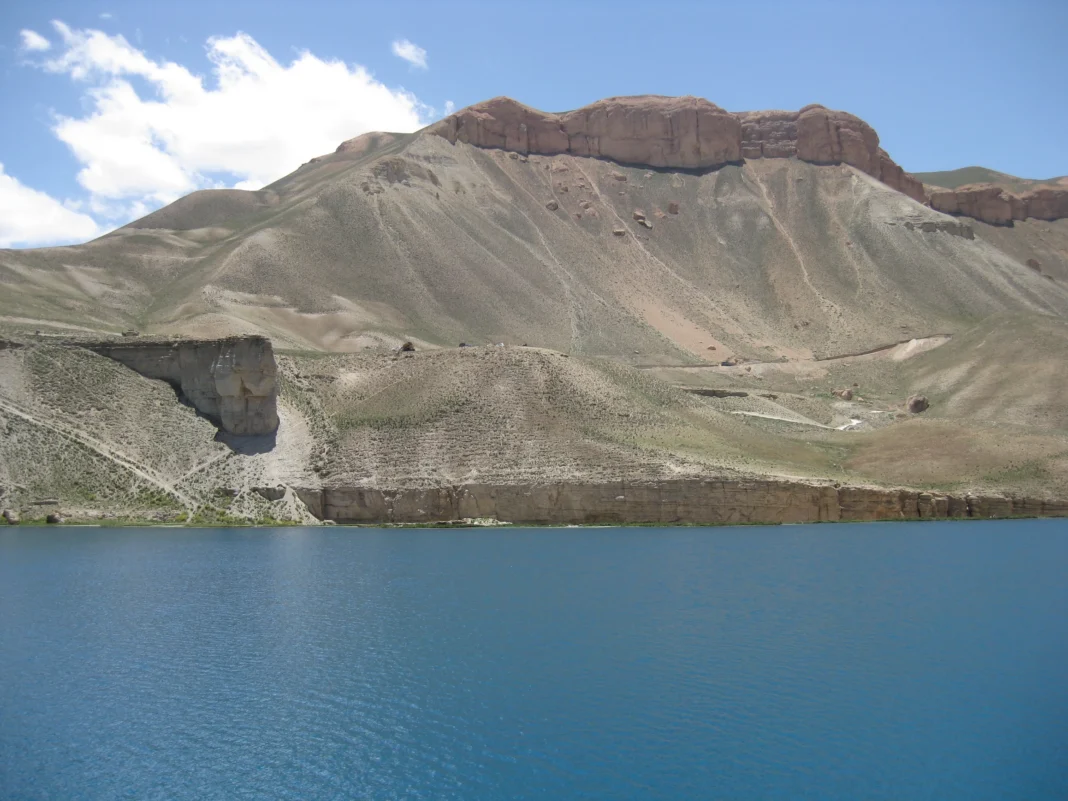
391,38,427,70
99,12,113,20
19,29,51,52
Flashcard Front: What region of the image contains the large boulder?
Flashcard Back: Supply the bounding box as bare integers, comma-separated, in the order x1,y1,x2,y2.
906,394,930,413
2,509,19,525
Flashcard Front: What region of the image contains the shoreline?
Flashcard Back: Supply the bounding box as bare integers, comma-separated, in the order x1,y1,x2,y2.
6,477,1067,529
290,479,1068,526
4,515,1066,530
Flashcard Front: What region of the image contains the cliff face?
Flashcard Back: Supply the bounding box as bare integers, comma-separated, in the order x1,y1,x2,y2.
739,105,927,202
426,95,741,169
929,183,1068,225
426,95,1068,221
294,479,1067,525
426,96,925,202
87,336,278,436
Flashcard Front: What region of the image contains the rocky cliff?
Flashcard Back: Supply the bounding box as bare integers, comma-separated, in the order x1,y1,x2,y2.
426,95,1068,222
294,479,1068,525
929,183,1068,225
737,105,926,201
87,336,278,436
426,96,926,202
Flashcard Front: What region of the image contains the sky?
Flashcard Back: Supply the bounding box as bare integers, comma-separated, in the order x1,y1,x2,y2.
1,0,1066,248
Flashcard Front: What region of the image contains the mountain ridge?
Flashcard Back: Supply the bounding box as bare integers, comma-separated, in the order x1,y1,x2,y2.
3,92,1068,523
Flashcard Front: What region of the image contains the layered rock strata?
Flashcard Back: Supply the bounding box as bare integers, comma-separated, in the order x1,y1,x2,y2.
294,480,1068,525
929,183,1068,225
87,336,278,435
426,96,926,201
427,95,1068,222
737,105,926,201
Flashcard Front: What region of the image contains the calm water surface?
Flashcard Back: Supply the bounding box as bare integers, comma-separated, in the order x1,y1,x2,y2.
1,521,1067,800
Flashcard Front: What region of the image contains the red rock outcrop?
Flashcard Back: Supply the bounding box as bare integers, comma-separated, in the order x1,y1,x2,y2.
424,94,1066,221
739,104,926,202
737,109,798,158
426,95,741,169
929,184,1019,225
875,150,927,203
795,105,880,169
562,96,741,168
1018,187,1068,220
426,96,923,199
929,183,1068,225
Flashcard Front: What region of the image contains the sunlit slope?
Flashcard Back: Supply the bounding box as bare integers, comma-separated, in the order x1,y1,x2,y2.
3,335,1067,516
914,166,1068,192
2,135,1067,360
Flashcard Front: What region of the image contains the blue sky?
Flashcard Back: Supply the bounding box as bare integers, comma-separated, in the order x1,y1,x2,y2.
1,0,1066,247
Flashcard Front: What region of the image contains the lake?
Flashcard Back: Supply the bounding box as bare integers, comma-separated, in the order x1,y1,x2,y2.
1,521,1067,799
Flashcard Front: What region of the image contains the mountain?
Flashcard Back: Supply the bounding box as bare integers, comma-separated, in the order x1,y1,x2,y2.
3,96,1067,356
914,166,1068,193
2,95,1068,524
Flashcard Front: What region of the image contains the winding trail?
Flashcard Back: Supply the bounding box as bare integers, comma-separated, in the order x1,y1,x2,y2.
729,410,833,429
0,396,196,508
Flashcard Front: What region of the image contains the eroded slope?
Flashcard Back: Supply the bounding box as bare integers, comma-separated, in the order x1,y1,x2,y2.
3,127,1066,361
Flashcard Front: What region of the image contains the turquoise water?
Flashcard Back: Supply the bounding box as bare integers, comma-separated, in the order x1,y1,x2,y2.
1,521,1067,800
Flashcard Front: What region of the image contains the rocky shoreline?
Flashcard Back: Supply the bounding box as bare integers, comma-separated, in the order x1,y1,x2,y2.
6,478,1064,528
290,479,1068,526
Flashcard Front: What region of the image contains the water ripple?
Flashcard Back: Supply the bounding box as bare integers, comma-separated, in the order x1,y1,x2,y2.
1,521,1067,799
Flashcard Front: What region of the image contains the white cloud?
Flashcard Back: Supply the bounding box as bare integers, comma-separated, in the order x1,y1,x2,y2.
443,100,455,116
20,30,51,52
0,163,101,248
31,21,426,217
99,12,113,19
391,39,427,70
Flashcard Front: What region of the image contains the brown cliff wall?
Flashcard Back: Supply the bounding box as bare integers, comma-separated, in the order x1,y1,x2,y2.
87,336,278,436
929,183,1068,225
426,95,1068,221
426,96,925,201
294,479,1066,525
739,105,927,202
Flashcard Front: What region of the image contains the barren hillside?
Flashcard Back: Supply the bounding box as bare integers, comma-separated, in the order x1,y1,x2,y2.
2,94,1067,523
3,99,1067,361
